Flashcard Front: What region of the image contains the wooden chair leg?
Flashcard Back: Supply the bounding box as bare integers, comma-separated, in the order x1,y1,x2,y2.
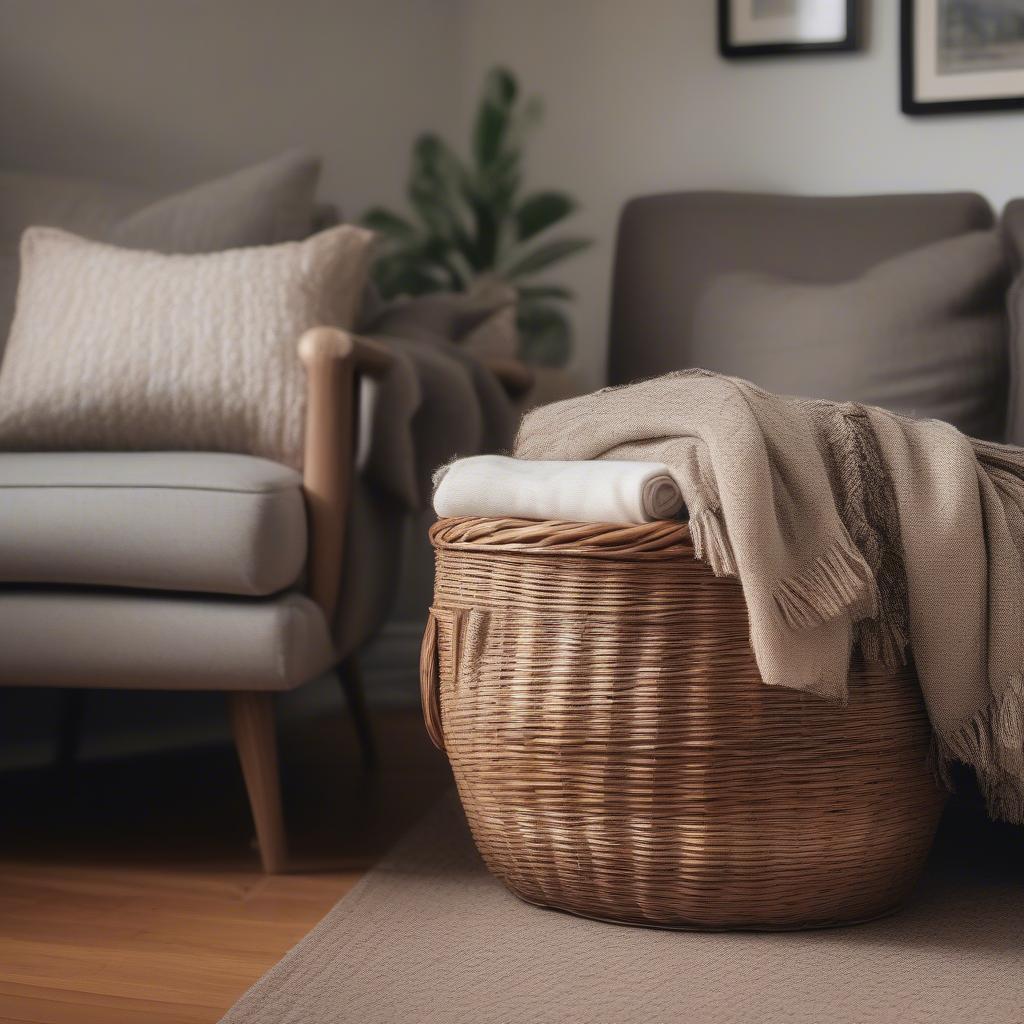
228,691,288,873
339,655,376,771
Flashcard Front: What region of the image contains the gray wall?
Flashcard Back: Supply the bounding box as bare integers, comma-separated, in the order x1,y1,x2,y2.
9,1,1020,390
0,0,461,217
6,0,1024,667
0,0,467,728
459,0,1024,389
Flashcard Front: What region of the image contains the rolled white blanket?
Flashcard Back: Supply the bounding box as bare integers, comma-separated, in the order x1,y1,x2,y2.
432,454,684,524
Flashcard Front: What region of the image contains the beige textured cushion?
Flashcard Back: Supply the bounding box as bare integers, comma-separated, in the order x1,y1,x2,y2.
0,224,373,468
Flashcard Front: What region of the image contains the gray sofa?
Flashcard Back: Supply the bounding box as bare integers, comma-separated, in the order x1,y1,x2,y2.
609,191,1018,444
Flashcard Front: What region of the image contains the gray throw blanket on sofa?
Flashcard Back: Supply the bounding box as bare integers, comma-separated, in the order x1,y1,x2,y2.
514,370,1024,823
358,335,517,510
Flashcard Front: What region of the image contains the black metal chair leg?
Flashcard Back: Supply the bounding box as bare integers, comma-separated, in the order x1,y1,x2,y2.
53,687,88,801
55,688,87,775
338,656,376,770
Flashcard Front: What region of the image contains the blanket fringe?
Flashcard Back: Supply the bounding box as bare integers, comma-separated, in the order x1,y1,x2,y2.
934,673,1024,825
688,508,737,577
857,616,909,674
772,537,877,632
824,403,910,671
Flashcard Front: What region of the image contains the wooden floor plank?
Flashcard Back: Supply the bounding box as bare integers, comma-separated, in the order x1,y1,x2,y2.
0,708,450,1024
0,981,214,1024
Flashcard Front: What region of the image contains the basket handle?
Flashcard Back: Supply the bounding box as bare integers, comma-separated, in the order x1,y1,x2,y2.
420,605,493,752
420,608,445,750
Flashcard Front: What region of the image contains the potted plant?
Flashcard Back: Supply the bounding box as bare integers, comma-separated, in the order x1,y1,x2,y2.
362,67,591,368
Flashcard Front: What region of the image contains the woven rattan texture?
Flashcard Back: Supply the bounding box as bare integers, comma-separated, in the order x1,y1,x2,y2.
424,517,947,930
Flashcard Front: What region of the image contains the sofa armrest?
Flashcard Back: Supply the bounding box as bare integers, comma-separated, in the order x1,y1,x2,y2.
298,327,394,621
479,354,535,398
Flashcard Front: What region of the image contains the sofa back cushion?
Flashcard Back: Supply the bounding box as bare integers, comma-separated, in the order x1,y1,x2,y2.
0,224,373,469
0,151,322,348
688,230,1009,439
108,150,321,252
609,190,997,387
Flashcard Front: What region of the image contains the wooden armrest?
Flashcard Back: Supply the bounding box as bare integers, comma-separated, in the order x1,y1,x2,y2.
298,327,393,379
478,354,535,398
298,327,394,621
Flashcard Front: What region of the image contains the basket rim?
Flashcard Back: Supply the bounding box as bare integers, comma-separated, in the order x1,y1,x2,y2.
430,516,694,560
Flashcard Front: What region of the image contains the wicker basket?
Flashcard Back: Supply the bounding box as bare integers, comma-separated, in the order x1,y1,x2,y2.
421,516,946,930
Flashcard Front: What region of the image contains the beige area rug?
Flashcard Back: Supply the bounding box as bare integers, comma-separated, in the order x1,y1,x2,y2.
221,792,1024,1024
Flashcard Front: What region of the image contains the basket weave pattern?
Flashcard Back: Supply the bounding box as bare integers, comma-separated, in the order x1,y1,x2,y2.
423,516,946,930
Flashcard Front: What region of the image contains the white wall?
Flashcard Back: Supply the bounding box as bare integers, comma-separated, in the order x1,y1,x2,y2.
0,0,461,218
458,0,1024,388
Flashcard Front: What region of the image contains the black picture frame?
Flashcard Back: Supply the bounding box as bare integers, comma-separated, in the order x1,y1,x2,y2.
718,0,860,58
901,0,1024,115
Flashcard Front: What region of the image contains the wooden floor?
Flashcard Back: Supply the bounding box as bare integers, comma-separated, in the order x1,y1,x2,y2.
0,707,452,1024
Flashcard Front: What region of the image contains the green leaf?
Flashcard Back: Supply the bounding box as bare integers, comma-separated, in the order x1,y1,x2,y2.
360,207,418,242
514,192,576,241
484,67,518,107
471,201,500,271
461,151,522,270
516,302,571,367
504,236,592,278
473,149,520,204
408,134,476,257
371,231,470,297
479,163,522,233
372,255,449,299
410,136,465,215
517,283,573,302
473,102,508,171
418,236,471,291
473,68,519,170
506,95,544,154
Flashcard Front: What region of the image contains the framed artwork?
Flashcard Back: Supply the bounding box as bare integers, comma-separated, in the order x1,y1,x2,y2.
902,0,1024,114
718,0,860,58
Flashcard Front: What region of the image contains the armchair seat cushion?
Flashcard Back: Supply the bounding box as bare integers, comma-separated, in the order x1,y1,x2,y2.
0,451,307,596
0,589,333,691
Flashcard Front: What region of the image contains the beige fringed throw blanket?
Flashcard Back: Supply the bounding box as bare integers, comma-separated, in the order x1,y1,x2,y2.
514,370,1024,823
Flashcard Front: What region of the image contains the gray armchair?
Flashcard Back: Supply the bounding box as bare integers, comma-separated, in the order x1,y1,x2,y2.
0,327,394,873
0,155,533,874
608,190,1013,442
